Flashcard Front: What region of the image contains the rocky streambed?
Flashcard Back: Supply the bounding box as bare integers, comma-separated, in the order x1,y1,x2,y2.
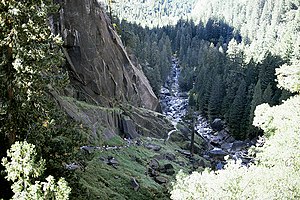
160,57,258,169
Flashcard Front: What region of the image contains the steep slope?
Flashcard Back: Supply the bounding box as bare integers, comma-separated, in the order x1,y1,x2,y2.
49,2,208,199
51,0,172,142
59,0,158,110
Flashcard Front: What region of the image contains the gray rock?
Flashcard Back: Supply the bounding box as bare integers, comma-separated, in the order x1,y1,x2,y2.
108,158,118,165
80,146,96,154
221,143,233,151
224,135,235,143
216,161,224,170
65,163,81,170
145,143,161,151
208,148,227,159
231,141,248,152
154,176,168,184
198,159,206,167
121,116,139,138
149,159,160,170
164,153,176,161
148,168,159,177
160,163,175,175
60,0,159,110
177,149,191,157
131,177,139,191
211,118,224,131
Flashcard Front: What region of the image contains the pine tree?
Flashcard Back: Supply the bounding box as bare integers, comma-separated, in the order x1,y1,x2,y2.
248,80,263,137
208,75,224,121
262,83,273,103
228,80,247,139
0,0,66,146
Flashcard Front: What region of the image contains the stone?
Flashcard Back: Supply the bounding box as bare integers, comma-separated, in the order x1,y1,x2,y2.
211,118,224,131
224,135,235,143
177,149,191,157
216,161,224,170
108,158,119,165
148,168,159,177
131,177,139,191
149,159,160,170
145,143,161,151
80,146,96,154
163,164,175,175
121,116,139,139
198,159,206,167
65,163,81,170
164,153,176,161
221,143,233,151
231,141,248,152
154,176,168,184
208,148,227,160
59,0,159,110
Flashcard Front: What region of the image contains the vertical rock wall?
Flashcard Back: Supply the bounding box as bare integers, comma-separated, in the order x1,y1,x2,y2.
58,0,159,111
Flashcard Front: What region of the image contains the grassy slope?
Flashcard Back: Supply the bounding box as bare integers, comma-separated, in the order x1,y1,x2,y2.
76,136,207,200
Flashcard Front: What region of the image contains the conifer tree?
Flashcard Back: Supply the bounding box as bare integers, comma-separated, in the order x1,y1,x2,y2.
228,80,247,139
0,0,66,146
208,75,224,121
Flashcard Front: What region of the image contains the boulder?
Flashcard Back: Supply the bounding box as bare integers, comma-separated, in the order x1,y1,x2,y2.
216,161,224,170
164,153,176,161
221,143,233,152
224,135,235,143
208,148,227,160
198,159,206,168
159,163,175,175
148,159,160,170
148,168,159,177
80,146,96,154
65,163,81,170
131,177,139,191
177,149,192,157
145,143,161,151
154,176,168,184
121,116,139,139
100,156,119,168
211,118,224,131
231,141,248,152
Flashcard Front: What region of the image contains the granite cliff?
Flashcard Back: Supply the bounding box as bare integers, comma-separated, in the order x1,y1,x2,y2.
50,0,172,142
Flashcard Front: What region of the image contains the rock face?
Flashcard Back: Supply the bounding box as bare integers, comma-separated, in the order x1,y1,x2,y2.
58,0,158,111
50,0,174,141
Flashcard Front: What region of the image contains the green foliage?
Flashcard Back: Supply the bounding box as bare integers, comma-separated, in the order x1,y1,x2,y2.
119,21,172,95
228,80,247,139
2,141,71,200
170,67,300,199
0,0,66,144
276,61,300,93
0,1,87,198
78,137,205,200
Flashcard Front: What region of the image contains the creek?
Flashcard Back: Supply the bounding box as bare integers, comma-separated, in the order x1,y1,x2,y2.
159,57,256,169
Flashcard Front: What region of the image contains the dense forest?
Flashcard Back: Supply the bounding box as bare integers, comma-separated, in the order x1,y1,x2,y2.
105,0,197,27
116,0,300,198
118,0,299,139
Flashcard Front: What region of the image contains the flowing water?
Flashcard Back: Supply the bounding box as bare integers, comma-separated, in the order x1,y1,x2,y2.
160,57,255,168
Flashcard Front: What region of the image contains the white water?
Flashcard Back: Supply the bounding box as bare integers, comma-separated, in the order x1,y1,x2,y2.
159,57,255,167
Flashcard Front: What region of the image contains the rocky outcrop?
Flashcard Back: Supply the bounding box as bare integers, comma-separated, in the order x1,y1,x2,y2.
50,0,173,142
51,95,173,142
58,0,158,111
